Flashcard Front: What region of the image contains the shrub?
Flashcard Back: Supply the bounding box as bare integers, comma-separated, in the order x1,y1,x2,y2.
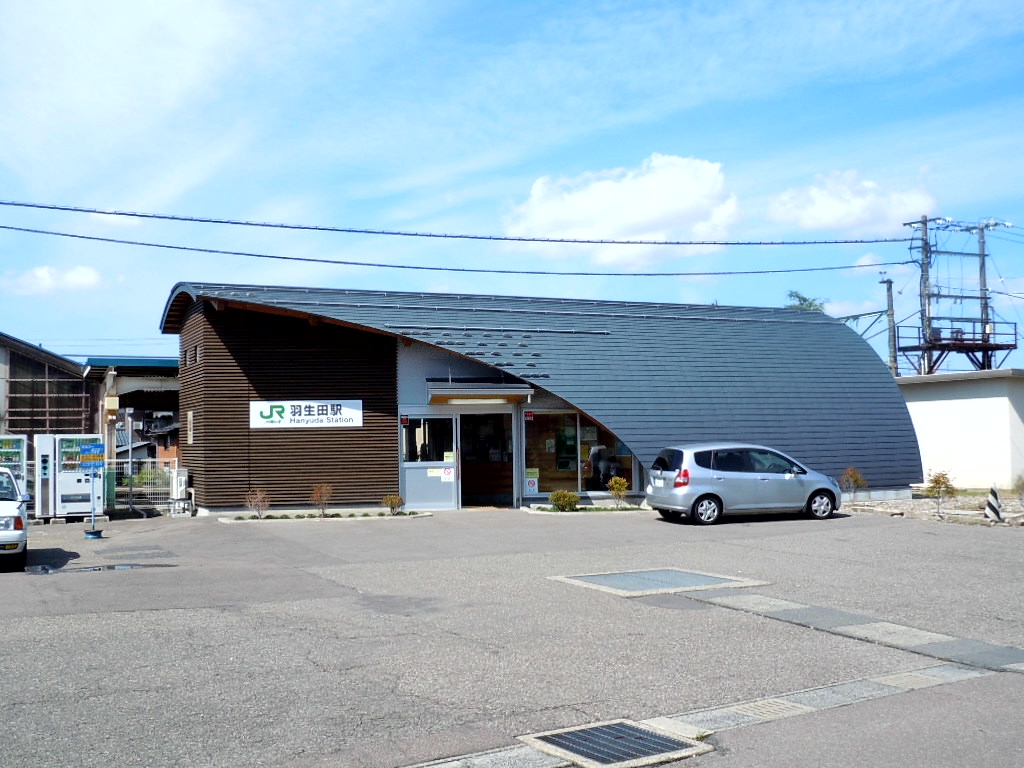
310,483,333,518
122,466,171,488
839,467,868,494
245,487,270,519
925,470,957,516
925,470,957,498
549,489,580,511
382,493,405,515
607,476,629,508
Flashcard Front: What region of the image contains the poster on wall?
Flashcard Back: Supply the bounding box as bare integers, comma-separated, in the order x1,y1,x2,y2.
249,400,363,429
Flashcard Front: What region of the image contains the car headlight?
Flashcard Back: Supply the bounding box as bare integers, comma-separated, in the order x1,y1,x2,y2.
0,517,24,531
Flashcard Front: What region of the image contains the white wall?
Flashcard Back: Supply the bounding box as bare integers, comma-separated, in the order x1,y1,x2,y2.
396,341,504,406
899,371,1024,489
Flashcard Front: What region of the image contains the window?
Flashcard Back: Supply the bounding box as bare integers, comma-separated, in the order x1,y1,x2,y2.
748,449,796,474
652,449,682,471
524,412,578,491
401,418,454,462
524,411,634,494
713,450,749,473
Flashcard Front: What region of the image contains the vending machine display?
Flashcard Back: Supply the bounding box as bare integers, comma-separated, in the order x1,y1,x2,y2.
0,436,28,487
34,434,104,519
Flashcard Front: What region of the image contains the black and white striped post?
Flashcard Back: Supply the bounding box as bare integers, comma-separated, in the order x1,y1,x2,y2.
984,486,1003,524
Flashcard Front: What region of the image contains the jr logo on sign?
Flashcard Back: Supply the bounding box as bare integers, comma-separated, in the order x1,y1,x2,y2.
260,405,286,420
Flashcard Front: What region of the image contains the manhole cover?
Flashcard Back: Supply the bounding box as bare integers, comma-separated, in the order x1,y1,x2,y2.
520,719,712,768
552,567,766,596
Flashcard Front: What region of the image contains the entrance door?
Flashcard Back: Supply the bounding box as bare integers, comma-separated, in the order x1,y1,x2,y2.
459,413,514,507
400,417,457,510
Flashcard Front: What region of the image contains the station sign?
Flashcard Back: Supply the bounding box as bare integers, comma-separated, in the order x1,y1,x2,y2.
249,400,363,429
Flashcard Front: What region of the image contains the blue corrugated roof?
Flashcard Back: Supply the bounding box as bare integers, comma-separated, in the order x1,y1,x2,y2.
85,357,178,368
161,282,922,487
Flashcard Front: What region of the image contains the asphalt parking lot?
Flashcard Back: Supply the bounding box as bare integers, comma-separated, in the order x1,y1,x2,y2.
2,509,1022,768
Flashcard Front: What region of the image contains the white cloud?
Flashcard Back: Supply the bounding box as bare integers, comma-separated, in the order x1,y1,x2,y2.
769,171,935,235
504,154,738,266
2,265,101,295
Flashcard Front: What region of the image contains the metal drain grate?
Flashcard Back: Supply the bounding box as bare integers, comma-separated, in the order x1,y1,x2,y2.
520,719,712,767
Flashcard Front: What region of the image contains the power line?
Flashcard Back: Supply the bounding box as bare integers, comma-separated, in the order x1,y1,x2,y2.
0,224,916,278
0,199,915,247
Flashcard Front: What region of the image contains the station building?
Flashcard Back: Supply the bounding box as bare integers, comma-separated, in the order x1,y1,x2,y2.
159,282,923,513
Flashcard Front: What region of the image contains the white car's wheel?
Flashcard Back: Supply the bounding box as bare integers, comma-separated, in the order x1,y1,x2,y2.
692,496,722,525
807,492,835,519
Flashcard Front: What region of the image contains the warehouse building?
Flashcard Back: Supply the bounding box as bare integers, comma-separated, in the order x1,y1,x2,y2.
160,282,922,513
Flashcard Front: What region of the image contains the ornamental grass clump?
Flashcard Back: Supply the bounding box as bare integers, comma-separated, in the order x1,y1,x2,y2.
839,466,868,495
382,493,405,515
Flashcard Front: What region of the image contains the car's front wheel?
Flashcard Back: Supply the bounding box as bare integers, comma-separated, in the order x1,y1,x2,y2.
691,496,722,525
807,491,835,519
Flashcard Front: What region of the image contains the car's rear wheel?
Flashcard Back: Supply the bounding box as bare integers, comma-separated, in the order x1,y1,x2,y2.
657,509,682,522
807,491,835,519
692,496,722,525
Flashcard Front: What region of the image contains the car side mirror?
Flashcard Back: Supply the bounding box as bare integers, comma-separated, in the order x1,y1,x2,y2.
18,494,30,503
793,466,807,475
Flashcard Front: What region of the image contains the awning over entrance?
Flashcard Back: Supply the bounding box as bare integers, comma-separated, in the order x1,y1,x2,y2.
427,380,534,405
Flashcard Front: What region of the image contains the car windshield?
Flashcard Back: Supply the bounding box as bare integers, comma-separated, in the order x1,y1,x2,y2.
0,475,17,501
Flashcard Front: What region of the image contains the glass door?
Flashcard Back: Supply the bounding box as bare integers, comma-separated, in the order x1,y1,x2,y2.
400,416,458,510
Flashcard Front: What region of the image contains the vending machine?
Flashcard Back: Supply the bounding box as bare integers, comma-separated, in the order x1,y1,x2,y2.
34,434,104,520
0,435,28,488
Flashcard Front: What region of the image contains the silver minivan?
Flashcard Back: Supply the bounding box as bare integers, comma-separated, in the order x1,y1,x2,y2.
646,443,841,524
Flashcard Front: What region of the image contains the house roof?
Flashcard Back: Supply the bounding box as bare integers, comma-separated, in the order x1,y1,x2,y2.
0,330,84,376
161,282,922,487
83,357,179,381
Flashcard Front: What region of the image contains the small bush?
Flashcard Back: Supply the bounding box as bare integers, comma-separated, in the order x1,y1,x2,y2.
925,470,957,498
607,476,629,508
381,493,405,515
245,487,270,519
549,489,580,511
310,483,333,518
839,466,868,493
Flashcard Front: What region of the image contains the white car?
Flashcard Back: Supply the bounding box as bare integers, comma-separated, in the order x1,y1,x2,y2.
0,467,30,571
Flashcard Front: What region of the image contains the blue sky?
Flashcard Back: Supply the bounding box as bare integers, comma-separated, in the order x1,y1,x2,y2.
2,0,1023,373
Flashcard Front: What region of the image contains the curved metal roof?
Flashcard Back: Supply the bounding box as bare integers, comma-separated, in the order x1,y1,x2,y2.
161,282,922,487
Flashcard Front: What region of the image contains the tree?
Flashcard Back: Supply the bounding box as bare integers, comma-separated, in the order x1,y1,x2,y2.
784,290,826,312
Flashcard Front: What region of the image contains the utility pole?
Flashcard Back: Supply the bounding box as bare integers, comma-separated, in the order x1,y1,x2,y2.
917,216,933,374
880,278,897,376
978,225,991,368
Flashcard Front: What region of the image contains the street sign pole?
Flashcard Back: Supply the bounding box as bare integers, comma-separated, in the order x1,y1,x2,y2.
80,442,105,538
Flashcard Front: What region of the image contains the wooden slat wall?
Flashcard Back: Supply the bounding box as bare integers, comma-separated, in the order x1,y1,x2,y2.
178,302,398,509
